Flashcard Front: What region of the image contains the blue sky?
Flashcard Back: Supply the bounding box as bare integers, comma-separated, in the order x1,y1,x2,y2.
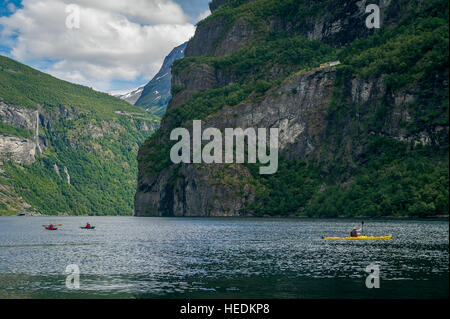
0,0,22,16
0,0,211,93
176,0,212,24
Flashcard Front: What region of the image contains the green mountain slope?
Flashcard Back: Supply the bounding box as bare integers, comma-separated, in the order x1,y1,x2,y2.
0,55,160,215
136,0,448,217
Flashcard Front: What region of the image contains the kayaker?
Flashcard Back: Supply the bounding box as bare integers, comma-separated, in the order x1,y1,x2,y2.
350,227,361,237
48,224,55,230
85,222,91,228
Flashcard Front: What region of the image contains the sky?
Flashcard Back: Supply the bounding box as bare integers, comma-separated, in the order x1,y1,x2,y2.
0,0,211,94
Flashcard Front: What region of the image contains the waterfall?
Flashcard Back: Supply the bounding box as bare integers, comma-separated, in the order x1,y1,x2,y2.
64,166,71,185
35,111,42,154
53,163,60,176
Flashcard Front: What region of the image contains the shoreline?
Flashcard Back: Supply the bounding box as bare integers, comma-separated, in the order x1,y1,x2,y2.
1,214,448,220
135,215,450,220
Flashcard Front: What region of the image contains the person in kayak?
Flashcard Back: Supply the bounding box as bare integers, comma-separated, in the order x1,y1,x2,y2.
48,224,56,230
85,222,91,228
350,227,361,237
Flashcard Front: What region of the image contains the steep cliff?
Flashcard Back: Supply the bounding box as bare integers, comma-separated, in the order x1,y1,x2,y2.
135,0,448,217
0,101,38,164
0,55,159,215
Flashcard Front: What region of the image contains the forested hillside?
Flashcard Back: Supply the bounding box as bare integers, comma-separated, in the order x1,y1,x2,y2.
0,55,159,215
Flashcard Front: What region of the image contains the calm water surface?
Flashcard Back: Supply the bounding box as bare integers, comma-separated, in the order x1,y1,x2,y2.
0,217,448,298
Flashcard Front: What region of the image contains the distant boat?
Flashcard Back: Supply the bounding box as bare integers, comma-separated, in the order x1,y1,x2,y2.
80,226,95,229
18,211,26,216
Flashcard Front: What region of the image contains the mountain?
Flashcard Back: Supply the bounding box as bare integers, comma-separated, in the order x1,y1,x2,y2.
134,42,187,115
0,55,160,215
117,42,187,116
135,0,449,217
115,86,145,105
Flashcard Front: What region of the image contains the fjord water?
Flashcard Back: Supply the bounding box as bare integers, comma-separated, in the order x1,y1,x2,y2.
0,217,448,299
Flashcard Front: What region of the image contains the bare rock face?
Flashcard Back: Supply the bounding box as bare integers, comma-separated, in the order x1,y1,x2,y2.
0,101,36,130
186,0,395,57
0,102,38,164
173,64,217,91
189,0,396,57
214,18,255,56
168,63,238,112
135,68,337,217
168,64,218,113
185,17,229,57
135,163,257,217
186,16,255,58
0,135,36,164
203,68,338,160
269,0,393,47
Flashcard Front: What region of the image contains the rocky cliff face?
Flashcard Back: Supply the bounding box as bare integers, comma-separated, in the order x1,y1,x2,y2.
185,17,255,57
135,67,338,216
135,67,429,217
135,162,256,216
135,0,448,217
0,102,38,164
0,101,37,131
0,135,36,165
185,0,397,59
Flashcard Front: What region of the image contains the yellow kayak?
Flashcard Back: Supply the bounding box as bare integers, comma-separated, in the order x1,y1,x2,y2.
323,235,392,240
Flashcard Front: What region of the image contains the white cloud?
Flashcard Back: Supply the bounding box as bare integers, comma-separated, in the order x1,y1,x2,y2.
197,9,211,22
0,0,196,92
